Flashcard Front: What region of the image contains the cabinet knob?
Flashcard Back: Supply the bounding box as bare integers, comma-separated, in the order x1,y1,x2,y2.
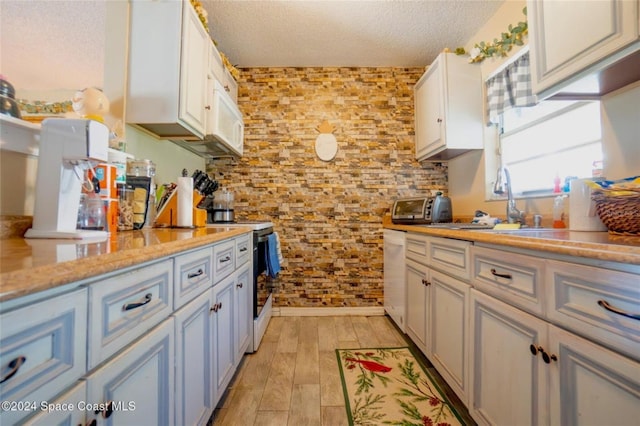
542,351,558,364
529,344,543,356
95,401,114,419
205,105,211,110
237,282,243,288
421,278,430,286
224,85,230,92
436,118,442,123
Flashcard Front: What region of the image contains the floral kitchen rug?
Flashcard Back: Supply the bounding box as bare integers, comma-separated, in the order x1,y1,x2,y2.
336,347,464,426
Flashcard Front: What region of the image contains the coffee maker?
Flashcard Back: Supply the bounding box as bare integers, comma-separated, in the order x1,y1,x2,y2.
25,119,109,239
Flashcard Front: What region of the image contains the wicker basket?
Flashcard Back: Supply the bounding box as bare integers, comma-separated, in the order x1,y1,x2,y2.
591,190,640,235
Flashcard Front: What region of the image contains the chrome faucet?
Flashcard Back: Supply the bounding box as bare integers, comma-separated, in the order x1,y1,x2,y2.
493,167,526,224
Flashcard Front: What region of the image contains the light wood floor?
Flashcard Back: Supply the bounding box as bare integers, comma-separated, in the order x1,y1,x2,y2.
211,315,474,426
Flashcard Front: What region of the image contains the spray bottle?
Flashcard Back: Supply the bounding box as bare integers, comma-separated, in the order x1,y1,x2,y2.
552,195,567,228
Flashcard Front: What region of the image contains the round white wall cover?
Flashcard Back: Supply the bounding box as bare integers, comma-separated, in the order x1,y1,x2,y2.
315,133,338,161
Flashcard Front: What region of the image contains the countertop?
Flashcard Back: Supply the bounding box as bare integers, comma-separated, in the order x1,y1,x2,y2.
383,217,640,266
0,226,251,302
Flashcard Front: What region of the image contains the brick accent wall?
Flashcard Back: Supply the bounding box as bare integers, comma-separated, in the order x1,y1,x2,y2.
207,67,448,308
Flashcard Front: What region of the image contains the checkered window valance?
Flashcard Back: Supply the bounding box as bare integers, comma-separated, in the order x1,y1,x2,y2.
486,52,537,125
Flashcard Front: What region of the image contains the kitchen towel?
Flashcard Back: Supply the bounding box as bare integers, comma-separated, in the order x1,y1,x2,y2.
265,233,281,278
177,176,193,227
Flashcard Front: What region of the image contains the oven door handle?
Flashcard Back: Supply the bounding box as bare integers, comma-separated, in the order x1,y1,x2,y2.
257,233,272,243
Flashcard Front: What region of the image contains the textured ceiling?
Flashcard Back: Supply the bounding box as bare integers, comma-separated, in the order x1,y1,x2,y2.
204,0,505,67
1,0,504,95
1,0,106,93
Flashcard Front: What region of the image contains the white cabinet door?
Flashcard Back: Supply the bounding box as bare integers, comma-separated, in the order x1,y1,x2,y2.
429,269,470,405
174,290,214,426
415,56,444,160
86,318,174,426
405,258,429,354
212,273,235,400
414,52,483,161
235,262,252,362
528,0,639,98
127,0,209,139
179,1,209,134
548,325,640,426
469,289,548,426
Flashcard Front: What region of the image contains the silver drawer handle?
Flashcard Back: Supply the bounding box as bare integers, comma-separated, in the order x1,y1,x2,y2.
0,355,26,384
598,300,640,320
490,268,512,280
188,268,204,279
122,293,152,311
219,256,231,264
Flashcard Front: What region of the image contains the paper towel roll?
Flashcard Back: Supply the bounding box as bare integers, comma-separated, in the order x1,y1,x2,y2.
177,177,193,227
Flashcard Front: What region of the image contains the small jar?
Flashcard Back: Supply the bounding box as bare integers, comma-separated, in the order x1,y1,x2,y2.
126,159,156,177
78,194,106,231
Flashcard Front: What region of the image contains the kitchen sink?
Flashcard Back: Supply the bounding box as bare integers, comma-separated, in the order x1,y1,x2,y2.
480,227,569,237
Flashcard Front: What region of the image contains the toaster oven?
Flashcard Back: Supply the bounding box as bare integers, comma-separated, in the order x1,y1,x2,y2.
391,194,452,224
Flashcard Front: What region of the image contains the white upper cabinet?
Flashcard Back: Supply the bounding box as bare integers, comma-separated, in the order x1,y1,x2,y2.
127,0,209,140
414,52,483,161
528,0,640,99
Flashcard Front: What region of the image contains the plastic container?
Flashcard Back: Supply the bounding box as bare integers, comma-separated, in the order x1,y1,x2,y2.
118,187,134,231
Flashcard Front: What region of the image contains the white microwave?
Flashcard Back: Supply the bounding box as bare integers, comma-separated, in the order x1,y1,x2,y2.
204,80,244,157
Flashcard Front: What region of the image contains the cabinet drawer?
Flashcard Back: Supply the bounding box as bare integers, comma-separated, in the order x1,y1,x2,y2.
236,233,251,267
429,237,471,281
174,246,213,309
472,246,545,316
406,233,429,264
88,259,173,369
546,260,640,361
0,289,87,425
213,239,236,283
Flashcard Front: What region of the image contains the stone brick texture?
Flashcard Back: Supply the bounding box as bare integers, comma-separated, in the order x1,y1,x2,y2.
206,67,448,308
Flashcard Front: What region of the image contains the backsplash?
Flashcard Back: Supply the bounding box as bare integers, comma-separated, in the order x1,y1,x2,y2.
207,67,448,308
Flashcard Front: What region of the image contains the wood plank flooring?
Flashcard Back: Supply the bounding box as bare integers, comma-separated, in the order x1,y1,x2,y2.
211,315,475,425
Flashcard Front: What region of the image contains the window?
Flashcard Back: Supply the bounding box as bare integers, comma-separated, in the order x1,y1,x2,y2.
499,100,602,196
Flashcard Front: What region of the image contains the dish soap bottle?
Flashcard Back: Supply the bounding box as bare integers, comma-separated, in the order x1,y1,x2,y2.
552,195,567,228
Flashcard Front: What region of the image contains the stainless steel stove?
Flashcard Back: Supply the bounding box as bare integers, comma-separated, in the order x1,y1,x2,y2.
206,220,274,352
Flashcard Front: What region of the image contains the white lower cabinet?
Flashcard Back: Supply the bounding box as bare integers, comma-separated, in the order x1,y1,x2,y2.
405,234,471,404
405,258,429,354
235,262,252,362
174,290,214,426
212,272,236,399
548,325,640,426
86,318,175,425
469,289,547,426
429,269,469,405
470,287,640,426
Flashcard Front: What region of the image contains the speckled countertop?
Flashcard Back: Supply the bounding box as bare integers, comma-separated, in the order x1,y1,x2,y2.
383,216,640,266
0,226,251,302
